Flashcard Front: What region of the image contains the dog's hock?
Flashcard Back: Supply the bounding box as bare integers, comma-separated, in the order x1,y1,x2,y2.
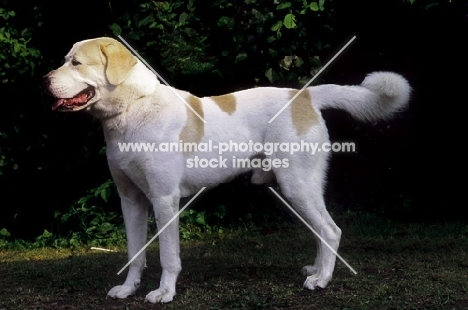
100,39,138,86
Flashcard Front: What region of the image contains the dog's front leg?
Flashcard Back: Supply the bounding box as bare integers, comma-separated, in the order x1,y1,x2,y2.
145,194,181,304
108,189,149,299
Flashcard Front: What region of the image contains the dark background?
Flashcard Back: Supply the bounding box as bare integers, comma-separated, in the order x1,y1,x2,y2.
1,0,466,240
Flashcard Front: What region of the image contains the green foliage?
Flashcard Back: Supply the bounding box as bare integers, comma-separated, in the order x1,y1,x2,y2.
0,2,43,180
0,179,124,249
109,0,333,91
0,227,31,250
0,227,11,238
0,6,42,84
52,179,126,247
33,229,54,248
0,227,10,248
110,0,213,78
179,205,228,240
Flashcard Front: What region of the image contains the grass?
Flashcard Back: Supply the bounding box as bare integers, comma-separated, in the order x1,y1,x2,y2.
1,213,468,309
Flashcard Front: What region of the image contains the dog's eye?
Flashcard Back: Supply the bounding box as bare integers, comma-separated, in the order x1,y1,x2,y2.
71,59,81,66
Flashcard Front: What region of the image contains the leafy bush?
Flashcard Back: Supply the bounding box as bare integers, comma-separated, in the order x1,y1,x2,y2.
0,227,35,250
179,205,228,240
0,227,11,248
0,2,43,178
0,6,42,84
109,0,333,93
52,179,126,247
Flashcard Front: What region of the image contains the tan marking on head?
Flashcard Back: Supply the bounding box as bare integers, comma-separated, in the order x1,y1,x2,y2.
211,94,237,115
72,41,102,66
290,89,319,136
180,95,205,151
97,38,137,85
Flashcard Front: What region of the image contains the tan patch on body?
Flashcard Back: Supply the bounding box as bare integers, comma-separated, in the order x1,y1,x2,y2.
290,89,318,136
211,94,237,115
180,95,205,150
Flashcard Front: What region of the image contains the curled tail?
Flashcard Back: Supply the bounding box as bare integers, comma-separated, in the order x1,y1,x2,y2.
310,71,411,122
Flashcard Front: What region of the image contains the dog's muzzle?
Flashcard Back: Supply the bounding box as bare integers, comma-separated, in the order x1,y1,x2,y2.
43,76,96,111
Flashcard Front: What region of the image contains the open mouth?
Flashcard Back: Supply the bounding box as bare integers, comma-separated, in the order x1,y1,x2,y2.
51,86,95,111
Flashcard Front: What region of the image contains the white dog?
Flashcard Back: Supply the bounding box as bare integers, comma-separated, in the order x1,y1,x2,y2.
43,37,410,303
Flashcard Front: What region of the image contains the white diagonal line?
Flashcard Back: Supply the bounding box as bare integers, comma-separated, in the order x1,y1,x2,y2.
268,36,356,123
117,187,206,275
268,187,357,275
117,35,207,124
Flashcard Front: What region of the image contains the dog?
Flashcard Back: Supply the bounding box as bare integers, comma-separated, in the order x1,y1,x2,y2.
43,37,411,303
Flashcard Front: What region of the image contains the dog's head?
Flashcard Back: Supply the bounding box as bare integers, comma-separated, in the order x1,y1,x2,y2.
43,37,138,113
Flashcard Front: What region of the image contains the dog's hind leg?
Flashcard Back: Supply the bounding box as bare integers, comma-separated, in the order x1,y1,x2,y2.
273,154,341,290
107,183,150,299
145,193,182,304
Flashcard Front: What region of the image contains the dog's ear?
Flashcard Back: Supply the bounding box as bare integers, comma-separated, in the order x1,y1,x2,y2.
100,41,137,86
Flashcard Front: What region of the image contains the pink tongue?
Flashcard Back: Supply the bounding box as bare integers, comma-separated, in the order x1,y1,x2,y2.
51,99,65,110
51,92,88,110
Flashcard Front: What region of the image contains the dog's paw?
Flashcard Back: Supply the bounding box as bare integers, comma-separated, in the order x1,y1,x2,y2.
301,265,318,276
107,283,138,299
303,273,332,290
145,287,175,304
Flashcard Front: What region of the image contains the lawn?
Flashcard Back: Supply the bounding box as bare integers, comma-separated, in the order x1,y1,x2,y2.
1,213,467,309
